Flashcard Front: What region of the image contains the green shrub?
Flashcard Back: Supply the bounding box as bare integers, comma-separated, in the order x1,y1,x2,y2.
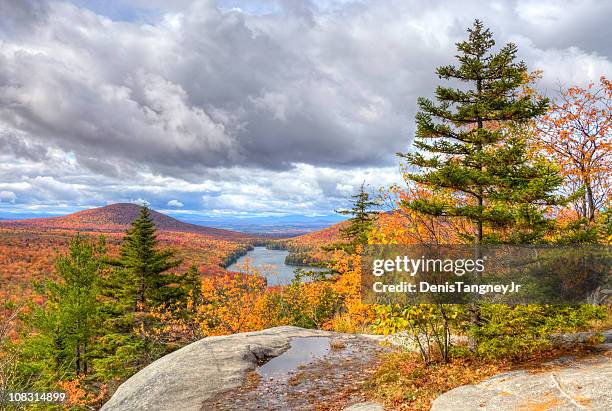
473,304,607,359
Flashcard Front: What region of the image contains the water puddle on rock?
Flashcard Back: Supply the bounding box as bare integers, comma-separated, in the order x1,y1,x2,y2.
203,335,391,409
258,337,331,380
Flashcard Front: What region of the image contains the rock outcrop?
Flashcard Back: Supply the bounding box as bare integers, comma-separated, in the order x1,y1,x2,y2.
102,327,333,411
101,326,333,411
432,343,612,411
103,326,612,411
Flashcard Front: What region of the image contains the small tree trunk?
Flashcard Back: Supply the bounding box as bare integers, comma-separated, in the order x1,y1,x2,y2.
76,345,81,376
476,207,483,244
469,211,483,352
585,178,596,221
83,340,88,376
439,305,450,362
140,272,146,310
469,77,484,353
467,305,481,351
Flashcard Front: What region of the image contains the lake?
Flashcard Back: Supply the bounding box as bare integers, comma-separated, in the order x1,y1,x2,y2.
227,246,323,285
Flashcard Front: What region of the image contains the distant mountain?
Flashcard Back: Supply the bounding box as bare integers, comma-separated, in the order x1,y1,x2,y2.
0,203,251,239
283,219,347,249
284,210,395,247
173,214,347,236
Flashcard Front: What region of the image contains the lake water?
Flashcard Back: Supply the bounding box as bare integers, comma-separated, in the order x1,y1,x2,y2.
227,246,323,285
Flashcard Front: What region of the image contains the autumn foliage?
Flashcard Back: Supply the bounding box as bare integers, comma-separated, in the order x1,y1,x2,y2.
0,22,610,409
536,77,611,221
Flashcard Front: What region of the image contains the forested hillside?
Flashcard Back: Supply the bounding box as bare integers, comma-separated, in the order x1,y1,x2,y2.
1,203,251,239
0,204,255,298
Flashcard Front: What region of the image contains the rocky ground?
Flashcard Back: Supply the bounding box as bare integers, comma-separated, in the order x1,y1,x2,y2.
102,327,612,411
432,343,612,411
101,326,390,411
201,334,391,410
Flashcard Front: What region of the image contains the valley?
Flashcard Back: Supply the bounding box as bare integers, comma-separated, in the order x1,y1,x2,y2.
0,203,342,317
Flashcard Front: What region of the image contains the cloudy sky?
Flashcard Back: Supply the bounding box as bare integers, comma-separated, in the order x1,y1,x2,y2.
0,0,610,221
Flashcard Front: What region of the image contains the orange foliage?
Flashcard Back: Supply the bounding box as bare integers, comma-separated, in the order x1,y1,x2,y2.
0,226,250,293
59,378,107,408
280,221,349,263
142,269,275,344
327,247,374,332
198,272,269,335
286,223,346,249
0,223,252,341
370,186,472,245
536,76,611,220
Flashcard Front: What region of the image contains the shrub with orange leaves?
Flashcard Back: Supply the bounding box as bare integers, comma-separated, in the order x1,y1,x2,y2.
326,247,375,332
59,378,107,408
140,271,273,345
260,278,339,330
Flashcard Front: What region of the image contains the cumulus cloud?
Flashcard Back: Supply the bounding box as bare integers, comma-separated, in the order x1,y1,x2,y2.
0,0,610,216
0,0,49,36
0,191,16,204
167,199,184,207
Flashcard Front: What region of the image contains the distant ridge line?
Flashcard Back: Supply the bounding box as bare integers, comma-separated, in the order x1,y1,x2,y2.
0,203,252,239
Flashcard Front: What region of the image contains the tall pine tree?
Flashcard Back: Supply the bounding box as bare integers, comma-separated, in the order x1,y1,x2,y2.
96,206,183,378
399,20,562,244
112,206,182,311
399,20,565,352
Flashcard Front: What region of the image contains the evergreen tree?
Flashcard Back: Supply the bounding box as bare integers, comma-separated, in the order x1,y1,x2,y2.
111,206,182,311
49,234,105,376
399,20,565,352
23,235,106,380
399,20,562,244
95,206,183,378
330,183,380,252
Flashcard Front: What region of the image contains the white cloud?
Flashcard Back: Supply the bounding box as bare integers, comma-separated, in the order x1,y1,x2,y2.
335,183,354,196
0,0,610,217
0,191,16,204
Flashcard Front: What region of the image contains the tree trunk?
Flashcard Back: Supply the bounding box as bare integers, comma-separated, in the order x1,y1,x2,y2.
83,340,88,376
76,344,81,376
585,177,595,221
476,198,483,244
137,271,146,312
467,305,481,351
468,77,484,352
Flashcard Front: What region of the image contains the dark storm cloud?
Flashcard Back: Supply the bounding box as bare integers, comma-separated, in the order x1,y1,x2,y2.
0,0,610,214
0,131,49,162
1,0,610,175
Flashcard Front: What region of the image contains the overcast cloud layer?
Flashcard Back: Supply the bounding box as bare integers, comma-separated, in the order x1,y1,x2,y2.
0,0,611,218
